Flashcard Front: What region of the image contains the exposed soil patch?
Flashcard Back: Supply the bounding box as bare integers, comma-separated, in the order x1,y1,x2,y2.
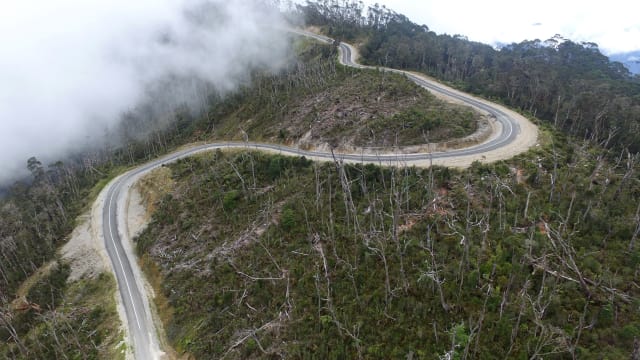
61,214,110,282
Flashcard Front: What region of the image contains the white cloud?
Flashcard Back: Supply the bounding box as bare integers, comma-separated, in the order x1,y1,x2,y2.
363,0,640,54
0,0,290,185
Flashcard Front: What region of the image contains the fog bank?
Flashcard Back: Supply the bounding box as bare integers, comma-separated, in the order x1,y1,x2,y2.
0,0,290,185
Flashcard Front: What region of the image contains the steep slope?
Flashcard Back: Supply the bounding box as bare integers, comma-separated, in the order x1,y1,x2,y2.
135,138,640,358
207,40,487,150
0,30,537,359
93,29,539,359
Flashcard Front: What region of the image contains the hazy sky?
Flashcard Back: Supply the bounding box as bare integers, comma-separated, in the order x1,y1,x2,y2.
365,0,640,54
0,0,289,184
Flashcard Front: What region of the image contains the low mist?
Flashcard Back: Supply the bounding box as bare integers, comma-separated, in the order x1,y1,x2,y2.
0,0,292,185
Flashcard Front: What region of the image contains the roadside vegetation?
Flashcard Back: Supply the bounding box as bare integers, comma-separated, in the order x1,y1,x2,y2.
135,129,640,358
1,261,124,359
0,155,127,358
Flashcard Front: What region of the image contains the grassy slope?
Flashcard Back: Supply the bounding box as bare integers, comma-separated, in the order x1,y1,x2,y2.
135,131,640,359
209,41,480,148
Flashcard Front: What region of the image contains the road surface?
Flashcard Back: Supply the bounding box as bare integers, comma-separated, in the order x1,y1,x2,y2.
100,31,538,359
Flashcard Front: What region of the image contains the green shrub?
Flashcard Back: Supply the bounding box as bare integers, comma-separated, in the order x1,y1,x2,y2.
223,190,241,211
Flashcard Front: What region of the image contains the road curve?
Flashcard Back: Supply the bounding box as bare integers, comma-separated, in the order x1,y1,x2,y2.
292,29,538,165
101,31,538,360
103,169,162,360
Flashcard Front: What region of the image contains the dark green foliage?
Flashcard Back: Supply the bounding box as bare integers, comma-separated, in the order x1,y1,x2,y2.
8,261,70,338
3,4,640,358
0,88,191,357
0,162,98,299
26,262,70,311
223,190,241,211
280,207,298,232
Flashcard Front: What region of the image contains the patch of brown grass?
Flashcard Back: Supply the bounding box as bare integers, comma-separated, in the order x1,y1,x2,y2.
141,256,194,360
10,261,57,311
137,167,175,218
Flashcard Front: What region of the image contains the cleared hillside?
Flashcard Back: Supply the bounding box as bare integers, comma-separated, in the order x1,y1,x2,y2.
208,41,484,150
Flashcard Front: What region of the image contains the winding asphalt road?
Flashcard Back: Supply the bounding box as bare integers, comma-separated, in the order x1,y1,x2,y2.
101,31,537,359
103,173,157,360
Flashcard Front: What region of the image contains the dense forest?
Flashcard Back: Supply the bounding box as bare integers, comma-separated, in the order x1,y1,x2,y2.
297,0,640,151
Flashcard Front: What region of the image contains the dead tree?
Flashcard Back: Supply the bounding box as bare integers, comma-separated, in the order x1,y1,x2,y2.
0,309,28,356
630,202,640,251
418,229,450,312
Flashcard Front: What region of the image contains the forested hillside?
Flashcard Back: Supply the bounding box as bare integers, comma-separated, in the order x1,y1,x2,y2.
126,3,640,359
0,157,125,358
135,132,640,359
0,35,484,357
2,1,640,359
298,0,640,151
